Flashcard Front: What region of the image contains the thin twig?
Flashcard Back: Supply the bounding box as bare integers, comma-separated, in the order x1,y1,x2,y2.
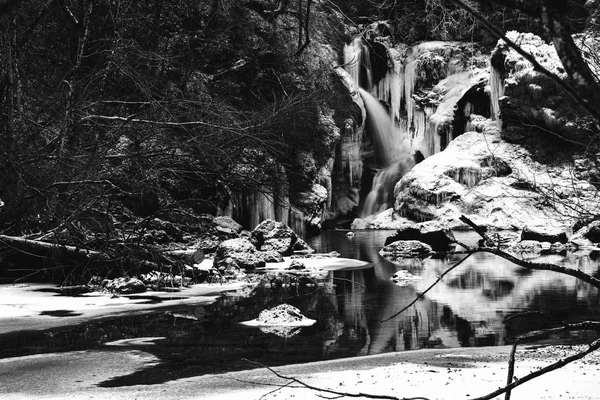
472,337,600,400
504,322,600,400
242,359,429,400
380,251,474,322
448,0,600,128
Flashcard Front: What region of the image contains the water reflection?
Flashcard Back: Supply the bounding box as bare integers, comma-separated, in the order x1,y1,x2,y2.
1,230,599,386
308,230,600,352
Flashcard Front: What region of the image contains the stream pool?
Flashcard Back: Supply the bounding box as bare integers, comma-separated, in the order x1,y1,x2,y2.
1,230,600,387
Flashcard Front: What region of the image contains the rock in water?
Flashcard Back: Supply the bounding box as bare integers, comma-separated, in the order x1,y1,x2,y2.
286,260,306,270
379,240,433,259
384,222,455,251
257,304,307,325
508,240,543,257
521,225,567,244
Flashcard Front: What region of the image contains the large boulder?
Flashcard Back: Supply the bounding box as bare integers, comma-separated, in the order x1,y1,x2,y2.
572,220,600,243
584,222,600,243
385,222,455,251
213,216,243,235
379,240,433,259
216,238,255,257
252,219,311,256
214,238,263,270
508,240,543,257
491,32,594,151
393,131,599,232
213,236,287,272
521,225,567,244
568,220,600,249
257,304,307,324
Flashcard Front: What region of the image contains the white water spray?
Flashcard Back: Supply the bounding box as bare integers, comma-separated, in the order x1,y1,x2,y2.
359,88,414,217
344,38,485,218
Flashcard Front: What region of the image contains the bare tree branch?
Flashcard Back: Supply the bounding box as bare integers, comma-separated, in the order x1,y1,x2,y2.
503,322,600,400
380,251,474,322
459,215,600,289
242,359,430,400
472,337,600,400
80,114,230,129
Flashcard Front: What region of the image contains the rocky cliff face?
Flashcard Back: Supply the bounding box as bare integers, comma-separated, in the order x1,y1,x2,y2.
491,32,598,161
211,1,364,230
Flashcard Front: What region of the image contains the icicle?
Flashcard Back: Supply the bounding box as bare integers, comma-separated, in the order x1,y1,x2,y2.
463,101,474,133
288,207,305,237
343,38,362,88
362,42,373,92
386,48,403,124
490,62,504,126
404,60,417,128
340,119,363,187
450,167,482,188
463,101,474,117
413,109,428,143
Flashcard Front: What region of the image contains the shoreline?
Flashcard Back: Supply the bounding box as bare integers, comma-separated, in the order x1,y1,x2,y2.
2,268,599,400
0,256,371,335
1,344,599,399
0,282,248,335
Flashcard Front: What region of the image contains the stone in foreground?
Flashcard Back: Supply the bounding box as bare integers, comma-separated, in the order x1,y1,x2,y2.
239,304,316,327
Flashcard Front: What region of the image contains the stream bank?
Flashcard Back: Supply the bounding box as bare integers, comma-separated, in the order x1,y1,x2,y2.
1,344,598,400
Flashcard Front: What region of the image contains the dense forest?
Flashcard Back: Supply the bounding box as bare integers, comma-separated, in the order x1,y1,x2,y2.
0,0,599,283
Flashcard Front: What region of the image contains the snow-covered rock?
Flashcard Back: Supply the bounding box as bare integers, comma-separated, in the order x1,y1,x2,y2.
393,131,599,232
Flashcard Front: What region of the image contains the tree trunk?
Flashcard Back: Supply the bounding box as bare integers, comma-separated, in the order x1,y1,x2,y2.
0,234,108,261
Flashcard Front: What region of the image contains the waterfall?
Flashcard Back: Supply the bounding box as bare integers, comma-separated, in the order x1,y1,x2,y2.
344,37,373,92
343,38,489,219
362,161,413,217
343,39,416,217
343,39,362,89
359,88,414,217
359,88,400,166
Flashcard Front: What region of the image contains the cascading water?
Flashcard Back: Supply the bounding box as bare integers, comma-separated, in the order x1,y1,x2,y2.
359,88,414,217
345,39,415,217
343,38,491,219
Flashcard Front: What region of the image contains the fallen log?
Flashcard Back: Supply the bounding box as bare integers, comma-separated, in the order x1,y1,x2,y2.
0,234,181,283
0,234,108,261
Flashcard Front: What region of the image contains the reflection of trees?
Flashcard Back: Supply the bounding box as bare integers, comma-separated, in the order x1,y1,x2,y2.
331,231,439,354
316,230,600,354
413,251,600,346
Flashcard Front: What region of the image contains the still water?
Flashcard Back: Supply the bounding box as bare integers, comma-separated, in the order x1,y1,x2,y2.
1,230,600,386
